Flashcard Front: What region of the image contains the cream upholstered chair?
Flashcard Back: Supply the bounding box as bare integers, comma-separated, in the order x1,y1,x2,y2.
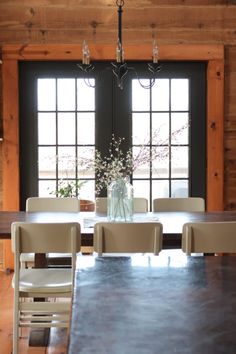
11,222,81,354
95,197,148,213
153,197,205,212
93,222,162,256
26,196,80,212
133,198,148,212
182,221,236,255
95,197,107,213
21,197,80,268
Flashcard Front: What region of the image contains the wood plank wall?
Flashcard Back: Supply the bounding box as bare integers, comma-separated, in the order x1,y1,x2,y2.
0,0,233,268
0,0,233,211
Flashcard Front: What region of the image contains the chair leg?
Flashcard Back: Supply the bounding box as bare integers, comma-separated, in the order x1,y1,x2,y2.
13,294,19,354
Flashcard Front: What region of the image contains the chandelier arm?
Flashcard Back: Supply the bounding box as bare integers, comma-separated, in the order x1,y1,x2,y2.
126,66,156,89
77,0,161,90
84,78,96,88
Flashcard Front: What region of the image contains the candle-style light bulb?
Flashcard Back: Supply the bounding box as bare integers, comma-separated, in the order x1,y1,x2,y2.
152,39,158,64
121,45,125,63
116,39,122,63
82,40,90,65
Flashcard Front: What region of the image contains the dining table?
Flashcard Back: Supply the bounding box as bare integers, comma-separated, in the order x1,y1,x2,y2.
68,253,236,354
1,209,236,349
1,209,236,248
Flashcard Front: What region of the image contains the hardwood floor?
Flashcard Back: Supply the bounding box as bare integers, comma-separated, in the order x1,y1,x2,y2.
0,270,68,354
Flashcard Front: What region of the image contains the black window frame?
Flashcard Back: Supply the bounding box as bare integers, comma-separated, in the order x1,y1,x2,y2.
19,60,206,210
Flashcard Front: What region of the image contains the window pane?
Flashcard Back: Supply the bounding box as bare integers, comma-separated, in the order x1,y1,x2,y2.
171,113,189,145
57,147,76,179
152,180,169,198
39,180,56,197
132,146,150,178
152,79,169,111
152,147,169,178
77,79,95,110
57,79,75,111
152,113,169,144
171,147,189,178
77,113,95,144
38,113,56,145
132,180,150,206
171,79,189,111
38,147,56,179
38,79,56,111
132,113,150,144
77,147,95,178
58,113,75,144
171,180,189,197
132,79,150,111
79,180,95,201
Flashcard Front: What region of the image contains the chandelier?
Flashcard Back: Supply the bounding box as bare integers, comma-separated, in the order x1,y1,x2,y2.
77,0,161,89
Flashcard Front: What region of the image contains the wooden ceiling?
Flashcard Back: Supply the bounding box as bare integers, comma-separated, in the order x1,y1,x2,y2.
0,0,236,46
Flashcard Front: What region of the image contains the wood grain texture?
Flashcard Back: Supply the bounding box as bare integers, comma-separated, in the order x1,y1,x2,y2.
1,44,224,222
0,2,236,44
0,1,235,222
207,60,224,211
2,60,19,270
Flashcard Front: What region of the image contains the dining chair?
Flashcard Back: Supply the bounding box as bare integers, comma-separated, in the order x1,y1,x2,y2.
182,221,236,255
153,197,205,212
95,197,149,213
133,198,148,212
93,222,163,256
95,197,107,213
26,197,80,212
11,222,81,354
21,197,80,268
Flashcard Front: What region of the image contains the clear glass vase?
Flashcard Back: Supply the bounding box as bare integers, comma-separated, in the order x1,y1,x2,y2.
107,177,134,222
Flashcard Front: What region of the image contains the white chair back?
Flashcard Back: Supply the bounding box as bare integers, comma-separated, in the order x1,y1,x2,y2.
133,198,148,212
94,222,162,256
95,197,107,213
153,197,205,212
26,197,80,212
11,222,81,354
182,221,236,255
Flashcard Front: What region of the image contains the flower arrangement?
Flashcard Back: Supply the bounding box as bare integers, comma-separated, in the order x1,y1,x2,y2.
49,123,187,198
84,124,186,195
93,136,133,195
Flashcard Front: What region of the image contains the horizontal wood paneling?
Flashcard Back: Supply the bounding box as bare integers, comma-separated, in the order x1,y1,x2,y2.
1,6,236,30
0,0,230,7
0,3,236,44
2,43,224,60
0,3,235,211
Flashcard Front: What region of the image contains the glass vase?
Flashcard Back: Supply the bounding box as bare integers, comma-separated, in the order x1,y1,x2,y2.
107,177,134,222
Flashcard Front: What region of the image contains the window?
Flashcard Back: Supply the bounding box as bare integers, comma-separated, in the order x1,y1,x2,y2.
19,61,206,211
37,78,95,198
132,78,189,205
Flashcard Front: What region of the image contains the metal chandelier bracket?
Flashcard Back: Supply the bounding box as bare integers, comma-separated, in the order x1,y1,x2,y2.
77,0,161,89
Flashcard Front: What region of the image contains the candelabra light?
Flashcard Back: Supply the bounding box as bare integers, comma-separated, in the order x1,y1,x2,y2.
77,0,161,89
